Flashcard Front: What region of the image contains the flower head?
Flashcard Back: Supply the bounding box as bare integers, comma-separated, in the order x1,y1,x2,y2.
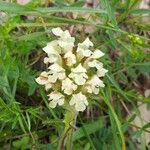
36,28,107,111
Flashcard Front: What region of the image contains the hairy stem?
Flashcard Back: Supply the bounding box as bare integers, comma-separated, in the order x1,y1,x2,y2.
57,107,77,150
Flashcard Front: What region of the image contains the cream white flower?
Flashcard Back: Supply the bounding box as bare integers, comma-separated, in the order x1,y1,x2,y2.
35,71,52,91
81,37,93,47
43,40,61,63
64,51,76,66
97,68,108,77
48,91,64,108
45,83,52,91
52,27,75,53
43,57,52,64
51,27,63,36
69,64,88,85
88,60,108,77
77,37,93,58
36,28,108,111
36,71,48,85
90,49,104,59
48,63,66,83
88,60,103,70
69,92,88,112
85,75,105,94
62,78,77,95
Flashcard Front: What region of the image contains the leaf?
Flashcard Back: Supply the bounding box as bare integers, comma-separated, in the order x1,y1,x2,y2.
35,7,107,14
106,74,130,102
102,90,126,150
0,2,106,14
15,32,47,41
0,1,30,13
73,118,104,141
0,76,8,87
130,9,150,14
13,136,31,149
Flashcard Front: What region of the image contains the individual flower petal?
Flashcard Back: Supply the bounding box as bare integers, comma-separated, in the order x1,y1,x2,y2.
71,64,87,73
85,75,105,94
69,64,88,85
49,63,64,72
88,60,103,70
62,78,77,95
90,49,104,59
35,71,48,85
69,92,88,111
97,68,108,77
81,37,93,47
44,57,57,64
48,91,64,108
64,51,76,66
43,40,61,55
52,27,63,36
45,83,52,91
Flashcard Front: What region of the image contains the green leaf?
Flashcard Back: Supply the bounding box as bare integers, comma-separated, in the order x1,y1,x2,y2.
0,2,106,14
73,118,104,141
0,2,30,13
0,76,8,87
130,9,150,14
35,7,107,14
15,32,47,41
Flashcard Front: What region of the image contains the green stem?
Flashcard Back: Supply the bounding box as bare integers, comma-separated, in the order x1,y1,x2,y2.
57,106,78,150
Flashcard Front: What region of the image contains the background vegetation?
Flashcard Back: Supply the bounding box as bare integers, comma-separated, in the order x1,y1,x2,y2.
0,0,150,149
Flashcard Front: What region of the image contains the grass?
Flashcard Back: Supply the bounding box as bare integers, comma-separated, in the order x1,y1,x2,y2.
0,0,150,150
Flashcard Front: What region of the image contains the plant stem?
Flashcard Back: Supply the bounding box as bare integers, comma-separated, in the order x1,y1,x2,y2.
57,107,78,150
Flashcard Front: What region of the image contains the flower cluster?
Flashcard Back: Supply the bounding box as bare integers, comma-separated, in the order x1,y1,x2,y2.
36,28,108,112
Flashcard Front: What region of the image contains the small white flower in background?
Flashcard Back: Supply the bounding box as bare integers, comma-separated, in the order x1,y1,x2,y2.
48,92,64,108
36,27,108,111
69,92,88,112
